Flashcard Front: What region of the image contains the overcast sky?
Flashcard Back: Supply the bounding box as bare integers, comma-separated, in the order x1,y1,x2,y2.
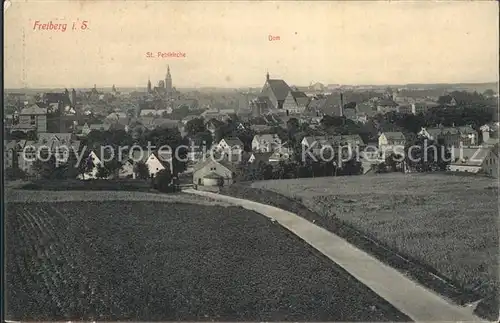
4,0,499,89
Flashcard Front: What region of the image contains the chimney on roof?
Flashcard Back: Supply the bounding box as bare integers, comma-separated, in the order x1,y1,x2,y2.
266,71,270,81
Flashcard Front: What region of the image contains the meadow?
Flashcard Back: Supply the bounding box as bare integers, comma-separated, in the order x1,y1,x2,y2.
251,173,499,303
5,197,409,321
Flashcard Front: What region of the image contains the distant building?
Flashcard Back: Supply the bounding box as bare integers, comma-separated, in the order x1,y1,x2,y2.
419,126,478,147
11,104,47,133
378,132,406,155
448,146,490,174
147,77,152,93
415,101,439,114
70,88,77,107
376,99,399,114
165,65,173,96
148,65,179,100
4,140,27,170
309,82,325,92
259,72,308,116
305,94,343,117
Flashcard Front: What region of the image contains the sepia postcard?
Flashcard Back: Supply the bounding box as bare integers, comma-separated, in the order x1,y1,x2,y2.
3,0,500,321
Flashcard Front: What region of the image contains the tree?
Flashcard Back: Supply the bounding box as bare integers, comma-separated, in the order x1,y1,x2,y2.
153,169,173,193
171,136,189,175
338,153,363,176
32,154,57,179
235,128,256,152
105,158,123,179
262,164,274,180
134,161,150,180
126,107,136,118
96,164,110,179
405,137,451,172
287,118,300,132
483,89,496,97
185,118,206,136
77,154,94,180
56,162,80,179
385,153,404,172
107,129,133,147
5,167,26,180
192,131,213,150
321,115,345,128
273,162,286,179
143,127,188,175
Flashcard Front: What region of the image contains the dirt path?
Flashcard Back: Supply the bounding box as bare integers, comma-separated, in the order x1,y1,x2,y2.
183,188,485,322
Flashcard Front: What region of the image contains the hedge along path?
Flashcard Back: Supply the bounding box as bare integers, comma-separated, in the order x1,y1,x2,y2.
183,189,485,322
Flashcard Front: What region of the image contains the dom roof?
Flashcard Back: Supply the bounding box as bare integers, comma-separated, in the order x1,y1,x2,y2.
266,79,291,101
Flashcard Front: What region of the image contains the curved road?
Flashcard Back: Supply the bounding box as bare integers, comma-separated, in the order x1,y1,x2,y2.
184,188,484,322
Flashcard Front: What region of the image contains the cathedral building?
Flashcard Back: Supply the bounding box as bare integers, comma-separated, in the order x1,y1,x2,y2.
253,72,309,116
147,65,178,100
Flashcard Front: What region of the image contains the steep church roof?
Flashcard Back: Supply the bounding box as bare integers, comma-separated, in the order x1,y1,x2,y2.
265,79,291,101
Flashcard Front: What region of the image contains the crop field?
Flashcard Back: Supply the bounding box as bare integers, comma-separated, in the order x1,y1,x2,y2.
5,199,409,321
252,173,499,299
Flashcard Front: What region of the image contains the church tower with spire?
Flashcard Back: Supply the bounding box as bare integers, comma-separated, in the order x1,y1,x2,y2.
147,76,152,93
165,65,172,96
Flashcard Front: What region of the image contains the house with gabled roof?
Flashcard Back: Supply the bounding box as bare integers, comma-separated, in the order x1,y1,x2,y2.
145,150,173,177
456,125,478,146
79,150,106,179
419,126,478,147
378,132,406,156
378,132,405,146
261,76,291,110
215,137,244,157
12,104,48,133
481,143,499,178
305,93,343,117
192,157,238,187
449,146,491,174
252,133,282,152
4,140,28,170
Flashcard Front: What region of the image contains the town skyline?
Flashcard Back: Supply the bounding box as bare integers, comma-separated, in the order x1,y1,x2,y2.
5,80,500,92
4,1,499,89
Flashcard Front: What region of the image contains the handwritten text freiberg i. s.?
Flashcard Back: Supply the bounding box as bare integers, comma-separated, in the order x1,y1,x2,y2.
33,20,89,32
